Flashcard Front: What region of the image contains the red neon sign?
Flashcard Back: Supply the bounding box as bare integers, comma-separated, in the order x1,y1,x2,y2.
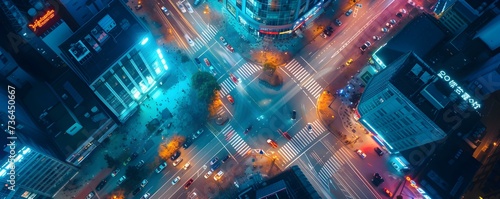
28,9,56,32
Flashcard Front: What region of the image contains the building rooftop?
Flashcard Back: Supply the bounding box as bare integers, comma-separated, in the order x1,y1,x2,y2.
388,53,481,135
373,14,448,67
59,0,148,84
238,165,320,199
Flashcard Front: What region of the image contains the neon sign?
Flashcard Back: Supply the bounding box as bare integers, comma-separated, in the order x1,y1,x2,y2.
437,71,481,110
28,9,56,32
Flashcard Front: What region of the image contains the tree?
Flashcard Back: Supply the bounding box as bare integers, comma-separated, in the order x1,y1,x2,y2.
158,136,185,161
191,71,220,103
263,62,277,73
108,190,125,199
104,154,118,168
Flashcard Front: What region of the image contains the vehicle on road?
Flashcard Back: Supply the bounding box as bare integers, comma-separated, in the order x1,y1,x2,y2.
373,36,381,41
132,187,142,195
283,132,292,140
226,44,234,52
184,2,194,13
173,158,183,166
372,173,384,186
96,180,107,191
383,188,393,197
194,0,201,6
140,179,148,187
346,58,353,66
267,139,278,148
118,176,126,185
136,160,145,169
211,161,222,171
135,4,142,10
184,34,195,47
131,152,138,160
226,95,234,104
176,1,186,13
389,19,396,24
374,147,384,156
204,170,213,178
209,66,217,76
335,19,342,26
155,162,167,173
392,162,400,171
86,191,95,199
355,149,367,159
184,179,194,189
307,123,313,132
194,58,201,64
345,9,353,16
193,129,204,139
172,176,181,185
183,162,191,170
230,73,239,84
219,36,228,45
244,126,252,134
381,27,388,33
171,151,181,160
360,41,371,51
183,139,193,149
210,157,219,165
204,58,211,66
214,171,224,181
123,157,132,166
221,155,230,163
141,193,151,199
161,6,170,15
111,168,120,177
292,110,296,119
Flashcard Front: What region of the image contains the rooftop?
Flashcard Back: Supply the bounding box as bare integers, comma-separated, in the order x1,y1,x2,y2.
59,0,149,84
373,13,448,67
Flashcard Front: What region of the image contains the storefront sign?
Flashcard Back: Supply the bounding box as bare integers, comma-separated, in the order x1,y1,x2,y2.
28,9,59,35
437,71,481,109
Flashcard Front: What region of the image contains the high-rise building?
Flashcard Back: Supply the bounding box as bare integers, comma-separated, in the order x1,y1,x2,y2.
358,52,481,153
58,0,169,123
0,47,37,89
0,144,78,199
58,0,113,26
436,0,496,35
225,0,329,38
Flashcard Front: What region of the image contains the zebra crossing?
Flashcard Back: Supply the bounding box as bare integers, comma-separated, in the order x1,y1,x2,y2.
236,62,261,79
186,25,218,54
219,78,236,97
278,120,327,163
220,125,251,156
317,155,344,190
283,60,323,99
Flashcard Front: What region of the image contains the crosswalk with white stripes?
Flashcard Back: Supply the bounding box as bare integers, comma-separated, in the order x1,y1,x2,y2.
277,120,327,163
220,125,251,156
235,62,261,80
186,25,219,55
283,59,323,99
316,154,344,190
219,78,236,97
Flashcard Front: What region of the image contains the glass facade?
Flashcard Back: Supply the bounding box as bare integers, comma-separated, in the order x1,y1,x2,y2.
227,0,326,38
90,40,167,122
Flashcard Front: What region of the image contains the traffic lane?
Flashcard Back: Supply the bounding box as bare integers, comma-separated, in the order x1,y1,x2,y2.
151,134,228,198
163,0,199,37
155,3,192,50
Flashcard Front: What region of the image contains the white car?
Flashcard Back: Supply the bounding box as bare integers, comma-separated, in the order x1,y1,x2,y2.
140,179,148,187
209,66,217,76
141,193,151,199
184,34,195,47
172,176,181,185
155,162,167,173
204,170,213,179
193,129,204,139
307,123,313,133
184,2,194,13
176,1,187,13
183,162,191,170
173,158,183,166
356,149,367,159
118,176,127,185
86,192,94,199
214,171,224,181
161,6,170,15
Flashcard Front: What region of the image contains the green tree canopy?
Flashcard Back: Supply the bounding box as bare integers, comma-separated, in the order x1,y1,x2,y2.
104,154,118,168
263,62,277,73
191,71,221,103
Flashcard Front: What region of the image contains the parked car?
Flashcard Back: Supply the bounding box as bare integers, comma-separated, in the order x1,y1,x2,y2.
172,176,181,185
183,162,191,170
155,162,167,173
335,19,342,26
355,149,367,159
381,27,388,33
345,9,353,16
86,191,95,199
135,4,143,10
184,2,194,13
136,160,145,169
123,157,132,166
194,58,201,64
214,171,224,181
171,151,181,160
140,179,148,187
131,152,138,160
221,155,230,163
383,188,393,197
132,187,142,195
141,193,151,199
359,41,371,51
210,157,219,165
118,176,127,185
226,95,234,104
111,168,120,177
204,170,213,179
184,179,194,189
173,158,183,167
374,147,384,156
267,139,278,148
292,110,296,119
346,58,353,66
211,161,222,171
373,36,381,41
193,129,204,139
389,19,396,24
96,179,107,191
176,1,186,13
161,6,170,15
183,139,193,149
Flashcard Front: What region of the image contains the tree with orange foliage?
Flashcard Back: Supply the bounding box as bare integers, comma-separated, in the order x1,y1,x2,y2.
108,189,125,199
208,95,222,117
158,135,186,161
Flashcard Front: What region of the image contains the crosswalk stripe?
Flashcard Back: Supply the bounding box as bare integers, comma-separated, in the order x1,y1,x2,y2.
220,126,231,134
291,138,305,149
310,85,323,97
280,145,297,161
235,142,248,152
284,60,296,69
207,25,218,35
297,70,309,82
302,132,314,143
314,120,326,131
322,165,334,177
278,149,292,162
304,79,317,91
234,140,246,151
289,63,301,74
303,77,315,89
238,146,250,155
317,172,331,189
239,67,251,78
200,31,212,43
232,138,243,148
295,133,309,147
324,161,337,174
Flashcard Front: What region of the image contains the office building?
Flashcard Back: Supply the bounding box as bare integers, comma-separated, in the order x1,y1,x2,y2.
358,52,481,153
226,0,329,38
436,0,496,35
58,0,113,26
0,47,37,89
59,0,169,123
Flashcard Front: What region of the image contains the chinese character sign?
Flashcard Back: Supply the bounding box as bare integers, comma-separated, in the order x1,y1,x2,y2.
437,71,481,110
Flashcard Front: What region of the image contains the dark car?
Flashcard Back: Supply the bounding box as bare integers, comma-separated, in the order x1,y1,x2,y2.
194,58,201,64
345,9,353,16
131,152,138,160
211,161,222,171
221,155,230,163
171,151,181,160
184,179,194,189
292,110,296,119
95,179,107,191
183,139,193,149
132,187,142,195
374,147,384,156
372,173,384,186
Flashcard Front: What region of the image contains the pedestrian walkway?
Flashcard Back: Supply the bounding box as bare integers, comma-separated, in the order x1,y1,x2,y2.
235,62,261,80
186,25,219,55
283,59,323,99
219,78,236,97
278,120,327,163
220,125,251,156
316,148,349,189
